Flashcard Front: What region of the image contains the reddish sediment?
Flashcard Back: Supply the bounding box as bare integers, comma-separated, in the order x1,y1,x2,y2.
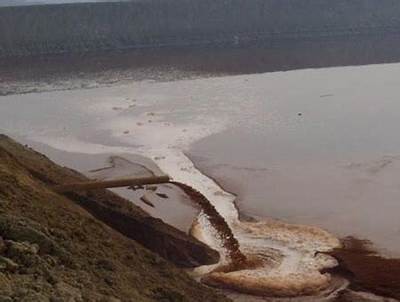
170,181,247,269
328,236,400,300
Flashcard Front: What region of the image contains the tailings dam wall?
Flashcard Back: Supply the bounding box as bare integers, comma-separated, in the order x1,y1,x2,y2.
1,0,400,57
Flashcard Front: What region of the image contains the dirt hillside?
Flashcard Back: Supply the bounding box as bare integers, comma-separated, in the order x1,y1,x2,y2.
0,134,229,302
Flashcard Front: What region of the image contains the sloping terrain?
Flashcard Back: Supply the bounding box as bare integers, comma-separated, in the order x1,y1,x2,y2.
0,134,228,302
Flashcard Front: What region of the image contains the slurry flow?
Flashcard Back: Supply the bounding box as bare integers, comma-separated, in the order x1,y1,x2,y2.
1,63,400,296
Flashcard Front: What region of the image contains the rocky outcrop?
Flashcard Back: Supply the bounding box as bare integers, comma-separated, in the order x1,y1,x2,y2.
2,0,400,57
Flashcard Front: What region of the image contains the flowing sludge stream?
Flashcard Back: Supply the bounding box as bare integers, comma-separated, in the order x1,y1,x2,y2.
170,181,248,269
144,152,345,298
170,181,345,298
85,147,346,298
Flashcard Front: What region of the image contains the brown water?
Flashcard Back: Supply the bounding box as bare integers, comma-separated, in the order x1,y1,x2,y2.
1,56,400,257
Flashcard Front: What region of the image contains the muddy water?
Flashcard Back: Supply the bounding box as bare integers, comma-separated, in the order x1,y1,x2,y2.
187,64,400,256
1,37,400,298
1,62,400,298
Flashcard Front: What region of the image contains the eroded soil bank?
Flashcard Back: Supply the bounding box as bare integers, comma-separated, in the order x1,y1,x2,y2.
0,135,227,301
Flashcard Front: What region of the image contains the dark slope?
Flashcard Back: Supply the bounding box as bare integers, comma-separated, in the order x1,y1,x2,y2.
0,135,228,302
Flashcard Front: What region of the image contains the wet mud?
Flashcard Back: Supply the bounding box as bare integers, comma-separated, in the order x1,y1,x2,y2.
329,237,400,300
170,181,247,268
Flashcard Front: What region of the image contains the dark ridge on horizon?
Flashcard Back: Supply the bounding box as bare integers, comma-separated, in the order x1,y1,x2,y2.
0,0,128,7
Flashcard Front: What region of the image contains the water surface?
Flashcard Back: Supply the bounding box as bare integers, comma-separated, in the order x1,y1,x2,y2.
1,63,400,256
